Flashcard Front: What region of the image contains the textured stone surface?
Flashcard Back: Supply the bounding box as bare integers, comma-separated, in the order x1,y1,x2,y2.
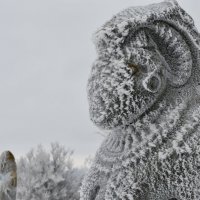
81,0,200,199
0,151,17,200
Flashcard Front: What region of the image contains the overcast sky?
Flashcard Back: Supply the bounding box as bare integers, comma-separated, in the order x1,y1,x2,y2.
0,0,199,166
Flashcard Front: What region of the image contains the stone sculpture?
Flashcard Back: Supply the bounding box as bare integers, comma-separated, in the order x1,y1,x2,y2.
81,0,200,199
0,151,17,200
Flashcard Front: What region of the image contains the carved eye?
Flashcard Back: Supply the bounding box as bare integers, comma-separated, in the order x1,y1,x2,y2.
127,63,139,75
147,76,160,92
143,75,161,93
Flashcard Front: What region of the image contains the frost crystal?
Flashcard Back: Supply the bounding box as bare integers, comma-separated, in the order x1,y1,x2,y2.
81,0,200,199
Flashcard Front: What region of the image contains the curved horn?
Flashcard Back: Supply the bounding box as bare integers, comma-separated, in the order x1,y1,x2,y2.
94,0,200,87
143,21,192,87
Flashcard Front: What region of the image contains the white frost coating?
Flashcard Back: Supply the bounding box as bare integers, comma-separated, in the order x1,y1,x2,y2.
142,70,161,93
0,173,12,195
81,0,200,199
0,151,17,200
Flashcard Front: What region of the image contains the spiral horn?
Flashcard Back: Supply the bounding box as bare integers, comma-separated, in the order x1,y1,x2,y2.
94,0,200,87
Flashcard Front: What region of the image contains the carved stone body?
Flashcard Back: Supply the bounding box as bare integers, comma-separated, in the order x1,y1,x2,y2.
0,151,17,200
81,0,200,199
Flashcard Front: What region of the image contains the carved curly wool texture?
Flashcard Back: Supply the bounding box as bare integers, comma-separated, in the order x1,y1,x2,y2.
81,0,200,200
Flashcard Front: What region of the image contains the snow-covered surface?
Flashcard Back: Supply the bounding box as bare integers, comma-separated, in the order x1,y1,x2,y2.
81,0,200,199
0,151,17,200
0,173,12,196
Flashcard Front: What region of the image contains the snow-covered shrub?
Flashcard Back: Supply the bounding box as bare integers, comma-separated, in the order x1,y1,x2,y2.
17,143,86,200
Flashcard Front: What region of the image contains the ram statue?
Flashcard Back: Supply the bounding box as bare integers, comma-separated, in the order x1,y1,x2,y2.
81,0,200,199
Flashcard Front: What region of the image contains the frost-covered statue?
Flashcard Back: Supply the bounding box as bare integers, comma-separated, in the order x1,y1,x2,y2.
0,151,17,200
81,0,200,199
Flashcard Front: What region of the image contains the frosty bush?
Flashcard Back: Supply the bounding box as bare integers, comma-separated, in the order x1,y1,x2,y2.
17,143,86,200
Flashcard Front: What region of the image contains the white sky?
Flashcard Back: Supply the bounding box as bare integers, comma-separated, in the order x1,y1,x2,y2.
0,0,199,167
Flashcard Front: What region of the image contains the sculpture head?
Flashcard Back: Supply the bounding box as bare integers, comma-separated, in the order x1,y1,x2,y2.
87,0,200,130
